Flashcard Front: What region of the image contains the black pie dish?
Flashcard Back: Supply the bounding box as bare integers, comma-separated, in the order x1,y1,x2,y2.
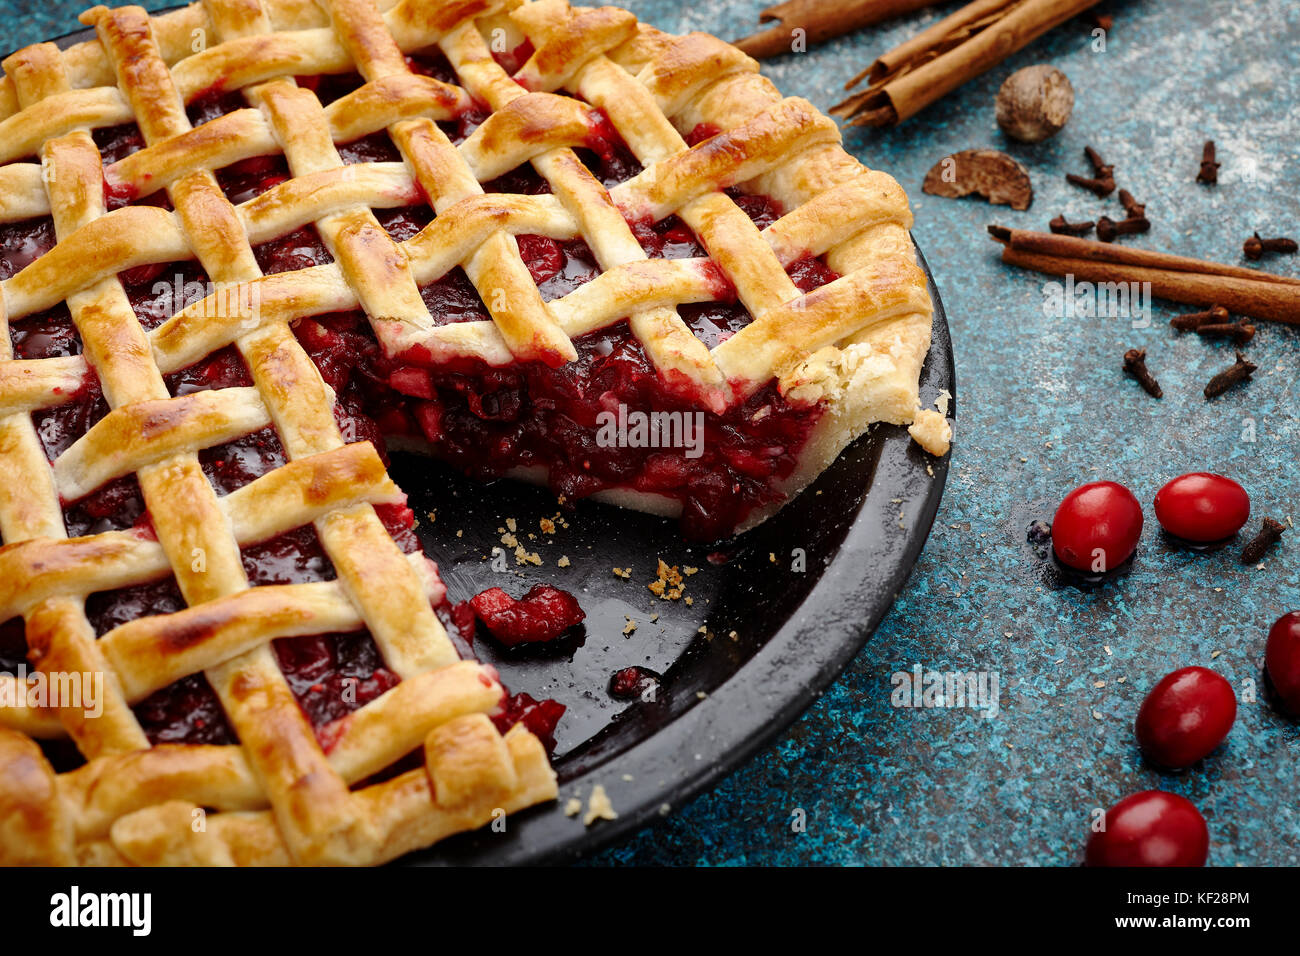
397,246,953,864
27,19,956,868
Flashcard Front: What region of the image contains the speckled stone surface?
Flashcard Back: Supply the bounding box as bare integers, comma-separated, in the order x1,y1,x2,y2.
9,0,1299,866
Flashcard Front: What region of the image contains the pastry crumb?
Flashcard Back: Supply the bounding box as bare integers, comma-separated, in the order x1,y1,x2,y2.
557,555,570,568
540,517,556,534
583,785,618,826
648,558,685,600
564,797,582,817
505,517,517,533
908,408,952,456
623,616,637,635
612,566,631,579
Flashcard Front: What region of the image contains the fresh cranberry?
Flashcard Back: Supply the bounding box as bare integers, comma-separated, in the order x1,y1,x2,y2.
1051,481,1144,572
1085,791,1209,867
1135,666,1236,769
469,584,585,647
1266,611,1300,716
1153,473,1250,542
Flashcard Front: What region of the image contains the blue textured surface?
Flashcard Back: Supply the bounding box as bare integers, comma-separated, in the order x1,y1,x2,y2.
9,0,1300,866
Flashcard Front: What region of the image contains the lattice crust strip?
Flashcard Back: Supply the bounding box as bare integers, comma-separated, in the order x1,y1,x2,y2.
0,0,932,865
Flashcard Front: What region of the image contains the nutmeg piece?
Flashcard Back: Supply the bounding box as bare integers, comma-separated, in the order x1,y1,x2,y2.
996,65,1074,143
922,149,1033,211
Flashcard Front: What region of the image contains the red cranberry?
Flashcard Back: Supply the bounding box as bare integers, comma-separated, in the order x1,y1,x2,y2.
1051,480,1144,572
1153,473,1250,542
1266,611,1300,716
1086,791,1209,867
1135,666,1236,769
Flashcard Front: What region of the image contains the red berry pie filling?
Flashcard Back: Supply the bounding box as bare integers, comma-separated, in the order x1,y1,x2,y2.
1,74,846,759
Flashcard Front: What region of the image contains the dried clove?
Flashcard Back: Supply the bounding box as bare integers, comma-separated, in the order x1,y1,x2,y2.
1203,352,1257,398
1196,141,1220,185
1195,318,1256,345
1097,214,1149,242
1049,214,1094,236
1243,232,1298,260
1170,305,1229,332
1118,189,1146,219
1241,517,1285,564
1122,348,1162,398
1066,145,1115,197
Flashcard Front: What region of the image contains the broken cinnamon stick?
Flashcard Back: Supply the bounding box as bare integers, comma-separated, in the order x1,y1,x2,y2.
988,226,1300,325
732,0,941,59
832,0,1102,126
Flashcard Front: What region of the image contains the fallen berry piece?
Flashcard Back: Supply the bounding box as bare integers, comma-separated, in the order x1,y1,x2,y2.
1086,791,1209,867
1135,666,1236,769
1266,611,1300,716
609,666,659,700
469,584,586,647
1051,480,1143,572
492,691,566,753
1153,473,1250,542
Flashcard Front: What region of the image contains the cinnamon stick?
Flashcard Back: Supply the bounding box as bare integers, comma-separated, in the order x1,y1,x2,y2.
732,0,941,59
991,227,1300,286
832,0,1102,127
988,226,1300,325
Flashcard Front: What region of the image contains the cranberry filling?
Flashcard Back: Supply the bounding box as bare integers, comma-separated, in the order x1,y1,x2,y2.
273,631,400,731
0,618,27,676
64,475,148,538
241,524,335,585
608,665,658,700
199,427,288,496
0,82,840,755
467,584,586,647
492,692,565,753
93,122,146,166
134,673,238,746
0,216,55,279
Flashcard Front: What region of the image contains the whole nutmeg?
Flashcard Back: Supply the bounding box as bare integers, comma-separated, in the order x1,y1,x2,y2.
996,65,1074,143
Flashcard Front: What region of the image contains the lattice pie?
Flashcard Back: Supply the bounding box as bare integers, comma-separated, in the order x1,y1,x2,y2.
0,0,937,865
